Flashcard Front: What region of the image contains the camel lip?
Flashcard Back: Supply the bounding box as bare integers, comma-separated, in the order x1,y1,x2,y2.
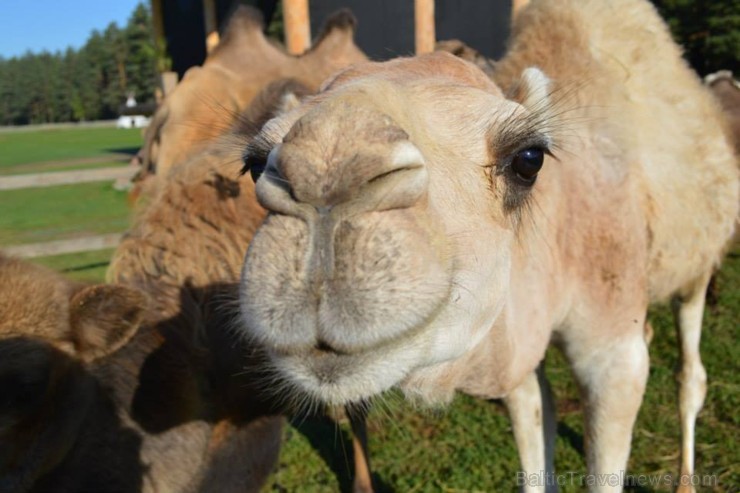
267,343,413,406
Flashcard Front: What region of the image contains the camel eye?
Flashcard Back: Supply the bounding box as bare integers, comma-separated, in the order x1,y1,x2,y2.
511,147,544,185
242,152,267,183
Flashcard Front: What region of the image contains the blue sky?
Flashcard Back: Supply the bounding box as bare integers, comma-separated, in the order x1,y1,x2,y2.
0,0,143,58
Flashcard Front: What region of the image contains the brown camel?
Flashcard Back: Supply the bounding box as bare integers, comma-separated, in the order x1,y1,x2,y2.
236,1,738,492
133,6,365,184
705,70,740,152
110,78,375,492
0,254,282,493
435,39,496,77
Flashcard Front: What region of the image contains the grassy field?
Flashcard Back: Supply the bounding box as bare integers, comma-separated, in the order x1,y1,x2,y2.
0,182,131,246
0,126,737,492
0,126,141,174
0,126,135,278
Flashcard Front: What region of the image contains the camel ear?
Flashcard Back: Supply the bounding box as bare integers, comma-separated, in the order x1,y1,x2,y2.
69,285,147,362
517,67,550,110
277,83,311,114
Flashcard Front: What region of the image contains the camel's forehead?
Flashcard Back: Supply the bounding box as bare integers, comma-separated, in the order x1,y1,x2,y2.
324,52,501,95
253,53,517,162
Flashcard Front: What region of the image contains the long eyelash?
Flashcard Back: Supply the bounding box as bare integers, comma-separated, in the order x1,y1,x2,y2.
482,79,593,220
239,129,278,175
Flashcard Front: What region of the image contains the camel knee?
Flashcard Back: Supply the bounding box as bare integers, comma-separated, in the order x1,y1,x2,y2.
577,336,649,397
676,360,707,415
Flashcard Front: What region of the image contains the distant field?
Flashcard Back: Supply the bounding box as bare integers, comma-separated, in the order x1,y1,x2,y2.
0,125,139,259
0,181,131,246
0,126,141,173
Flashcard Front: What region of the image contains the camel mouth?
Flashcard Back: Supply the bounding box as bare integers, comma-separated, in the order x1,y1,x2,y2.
269,350,404,407
263,312,446,407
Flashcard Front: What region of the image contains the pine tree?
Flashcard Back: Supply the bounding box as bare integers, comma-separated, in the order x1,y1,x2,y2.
651,0,740,75
125,3,157,103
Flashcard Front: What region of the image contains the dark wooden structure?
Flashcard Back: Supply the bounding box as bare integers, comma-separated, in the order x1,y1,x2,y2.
309,0,512,60
152,0,513,78
152,0,279,78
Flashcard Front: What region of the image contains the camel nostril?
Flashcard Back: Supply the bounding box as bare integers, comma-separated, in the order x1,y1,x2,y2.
313,339,345,355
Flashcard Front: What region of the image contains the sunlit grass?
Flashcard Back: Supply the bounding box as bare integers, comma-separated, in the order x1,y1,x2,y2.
0,181,131,246
0,126,141,169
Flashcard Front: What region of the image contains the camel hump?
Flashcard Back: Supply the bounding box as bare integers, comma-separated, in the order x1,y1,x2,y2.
214,5,265,55
313,8,358,46
220,5,265,45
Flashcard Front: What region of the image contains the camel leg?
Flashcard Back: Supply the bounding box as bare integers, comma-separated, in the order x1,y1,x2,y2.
672,274,710,493
504,363,557,493
346,403,374,493
566,329,649,492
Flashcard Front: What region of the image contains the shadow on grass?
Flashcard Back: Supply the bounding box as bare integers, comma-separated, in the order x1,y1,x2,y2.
106,146,140,156
557,421,584,457
292,415,394,493
62,261,110,273
61,260,110,272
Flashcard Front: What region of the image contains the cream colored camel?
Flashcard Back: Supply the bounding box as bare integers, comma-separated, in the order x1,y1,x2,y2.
237,0,738,492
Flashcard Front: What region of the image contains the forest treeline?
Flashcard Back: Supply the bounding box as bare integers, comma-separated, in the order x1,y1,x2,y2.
0,0,737,126
0,3,157,126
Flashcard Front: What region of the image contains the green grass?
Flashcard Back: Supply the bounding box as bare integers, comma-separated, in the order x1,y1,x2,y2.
0,126,141,169
265,250,739,493
0,126,136,284
0,181,131,246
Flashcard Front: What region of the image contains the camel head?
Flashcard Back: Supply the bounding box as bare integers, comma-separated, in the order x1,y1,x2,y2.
135,6,276,181
0,255,146,367
237,52,555,407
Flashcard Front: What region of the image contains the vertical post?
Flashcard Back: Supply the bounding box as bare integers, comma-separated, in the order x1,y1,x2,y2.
414,0,435,55
151,0,177,102
151,0,165,48
284,0,311,55
203,0,220,53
